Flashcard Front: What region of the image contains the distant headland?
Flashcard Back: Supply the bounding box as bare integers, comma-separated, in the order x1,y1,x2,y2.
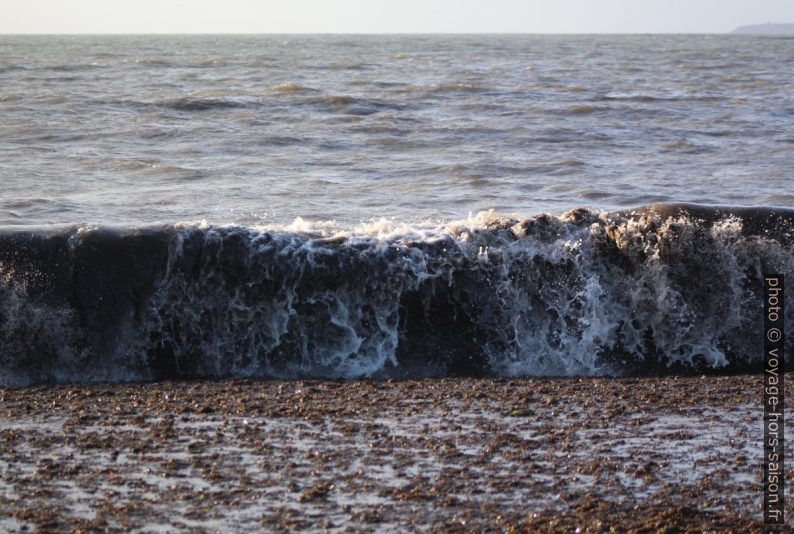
732,23,794,35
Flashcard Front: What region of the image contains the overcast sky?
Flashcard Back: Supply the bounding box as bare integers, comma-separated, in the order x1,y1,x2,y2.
2,0,793,34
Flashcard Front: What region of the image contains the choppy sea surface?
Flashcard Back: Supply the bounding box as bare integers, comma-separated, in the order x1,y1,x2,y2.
1,34,793,227
1,35,792,384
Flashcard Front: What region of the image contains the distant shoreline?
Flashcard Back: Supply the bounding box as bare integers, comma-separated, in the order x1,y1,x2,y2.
732,23,794,35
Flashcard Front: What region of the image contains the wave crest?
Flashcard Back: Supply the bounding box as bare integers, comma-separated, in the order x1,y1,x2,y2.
1,203,792,385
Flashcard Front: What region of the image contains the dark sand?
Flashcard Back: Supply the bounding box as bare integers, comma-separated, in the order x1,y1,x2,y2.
1,374,791,532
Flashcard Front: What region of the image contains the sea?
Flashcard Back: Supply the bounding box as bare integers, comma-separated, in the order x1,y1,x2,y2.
0,34,792,385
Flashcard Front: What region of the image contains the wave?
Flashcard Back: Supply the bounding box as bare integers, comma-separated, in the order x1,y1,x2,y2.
566,104,605,115
1,203,792,386
401,83,488,94
269,83,318,93
35,64,105,72
154,97,250,112
0,65,29,74
307,95,409,116
596,93,724,103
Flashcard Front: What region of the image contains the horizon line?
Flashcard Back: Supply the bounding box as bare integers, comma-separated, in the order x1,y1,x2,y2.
0,30,753,36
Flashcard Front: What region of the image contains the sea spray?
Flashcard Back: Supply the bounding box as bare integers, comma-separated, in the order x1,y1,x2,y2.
1,203,792,385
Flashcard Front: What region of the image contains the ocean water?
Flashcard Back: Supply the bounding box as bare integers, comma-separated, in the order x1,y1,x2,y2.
1,35,793,384
2,34,793,227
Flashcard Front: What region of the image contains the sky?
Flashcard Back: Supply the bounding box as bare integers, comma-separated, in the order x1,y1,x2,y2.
1,0,793,34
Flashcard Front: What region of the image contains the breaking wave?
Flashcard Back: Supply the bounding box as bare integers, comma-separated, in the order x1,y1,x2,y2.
1,203,792,386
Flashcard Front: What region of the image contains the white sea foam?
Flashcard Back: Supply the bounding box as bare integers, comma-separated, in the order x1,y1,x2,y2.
1,205,792,385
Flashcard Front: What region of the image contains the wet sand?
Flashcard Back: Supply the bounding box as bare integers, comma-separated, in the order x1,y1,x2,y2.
1,374,791,532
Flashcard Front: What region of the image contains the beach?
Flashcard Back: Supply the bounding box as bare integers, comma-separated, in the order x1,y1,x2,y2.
0,28,792,534
1,374,787,532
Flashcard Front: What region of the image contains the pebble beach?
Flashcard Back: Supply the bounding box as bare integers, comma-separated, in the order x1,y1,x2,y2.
1,374,789,532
